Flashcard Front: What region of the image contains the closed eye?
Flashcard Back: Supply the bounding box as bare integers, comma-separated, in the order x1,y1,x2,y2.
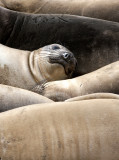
52,45,60,50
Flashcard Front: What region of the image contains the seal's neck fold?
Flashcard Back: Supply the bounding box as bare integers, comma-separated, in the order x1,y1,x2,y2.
28,50,44,84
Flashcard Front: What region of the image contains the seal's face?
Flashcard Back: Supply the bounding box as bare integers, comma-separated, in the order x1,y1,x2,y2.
40,44,77,80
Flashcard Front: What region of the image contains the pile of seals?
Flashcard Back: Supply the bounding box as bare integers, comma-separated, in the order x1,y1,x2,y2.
0,1,119,159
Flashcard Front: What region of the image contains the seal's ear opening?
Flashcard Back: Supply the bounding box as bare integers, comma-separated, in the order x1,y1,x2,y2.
72,62,82,78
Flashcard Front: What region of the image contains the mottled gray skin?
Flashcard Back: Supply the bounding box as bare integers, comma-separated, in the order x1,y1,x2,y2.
0,84,54,112
0,7,119,75
0,99,119,159
0,0,119,23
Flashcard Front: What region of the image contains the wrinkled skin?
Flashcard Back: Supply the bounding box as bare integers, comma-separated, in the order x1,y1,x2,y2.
0,99,119,159
0,0,119,22
0,7,119,75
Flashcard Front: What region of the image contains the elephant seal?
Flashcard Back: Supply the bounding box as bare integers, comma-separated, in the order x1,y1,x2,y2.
1,99,119,159
0,43,76,89
66,93,119,102
0,84,54,112
37,61,119,101
0,7,119,75
0,0,119,22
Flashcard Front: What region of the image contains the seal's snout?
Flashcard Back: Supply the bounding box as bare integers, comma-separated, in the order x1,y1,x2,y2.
60,50,77,77
62,52,71,61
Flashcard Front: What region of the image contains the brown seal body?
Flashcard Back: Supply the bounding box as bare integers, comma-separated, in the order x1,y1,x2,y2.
0,0,119,22
0,84,54,112
0,44,76,89
0,7,119,75
38,61,119,101
0,99,119,159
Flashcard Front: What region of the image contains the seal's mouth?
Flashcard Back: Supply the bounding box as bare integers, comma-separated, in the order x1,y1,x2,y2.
49,52,77,78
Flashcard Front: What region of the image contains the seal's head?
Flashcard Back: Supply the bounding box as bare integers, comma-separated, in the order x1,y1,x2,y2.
37,44,77,82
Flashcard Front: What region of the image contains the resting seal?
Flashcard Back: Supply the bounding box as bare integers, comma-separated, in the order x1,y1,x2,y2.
0,84,54,112
0,0,119,22
0,7,119,75
0,99,119,159
37,61,119,101
0,43,76,89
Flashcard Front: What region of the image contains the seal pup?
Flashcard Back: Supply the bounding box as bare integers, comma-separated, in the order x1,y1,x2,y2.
0,99,119,159
0,43,77,89
0,84,54,112
37,61,119,101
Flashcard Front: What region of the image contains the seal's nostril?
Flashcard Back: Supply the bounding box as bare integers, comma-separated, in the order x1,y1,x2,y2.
63,52,70,59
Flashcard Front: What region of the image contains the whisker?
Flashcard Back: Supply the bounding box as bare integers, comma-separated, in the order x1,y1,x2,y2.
40,53,59,56
39,55,59,58
31,56,48,64
35,56,48,61
32,52,60,64
40,50,60,55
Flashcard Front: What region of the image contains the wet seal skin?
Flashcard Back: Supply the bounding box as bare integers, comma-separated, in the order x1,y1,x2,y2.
0,99,119,159
36,61,119,101
0,7,119,75
0,84,54,112
0,43,77,90
0,0,119,23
